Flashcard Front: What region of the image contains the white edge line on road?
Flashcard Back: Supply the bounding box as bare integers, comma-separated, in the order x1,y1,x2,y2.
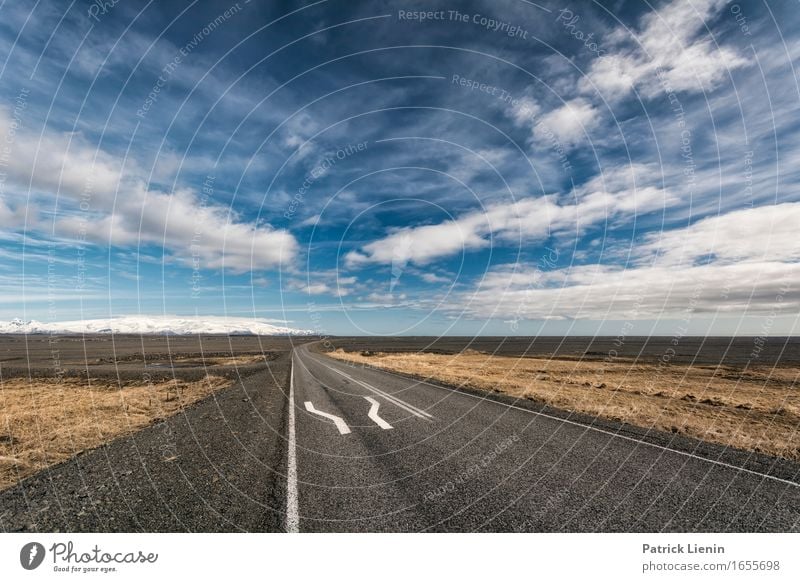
334,359,800,489
286,353,300,533
365,396,393,430
304,401,352,435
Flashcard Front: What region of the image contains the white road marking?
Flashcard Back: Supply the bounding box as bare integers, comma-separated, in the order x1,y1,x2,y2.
321,363,433,420
335,359,800,489
349,375,434,419
364,396,393,430
304,401,352,435
286,353,300,533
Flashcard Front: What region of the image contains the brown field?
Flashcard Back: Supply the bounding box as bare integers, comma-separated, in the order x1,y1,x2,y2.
0,334,309,491
328,349,800,461
0,374,233,490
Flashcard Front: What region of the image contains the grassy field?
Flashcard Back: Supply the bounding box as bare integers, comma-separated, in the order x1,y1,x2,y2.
328,349,800,461
0,335,308,491
0,374,233,490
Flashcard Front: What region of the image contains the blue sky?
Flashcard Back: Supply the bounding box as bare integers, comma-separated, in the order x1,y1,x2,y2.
0,0,798,335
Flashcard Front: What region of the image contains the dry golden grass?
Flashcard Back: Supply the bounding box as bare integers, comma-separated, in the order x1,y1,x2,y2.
147,354,267,366
328,350,800,461
89,353,268,366
204,355,266,366
0,374,232,490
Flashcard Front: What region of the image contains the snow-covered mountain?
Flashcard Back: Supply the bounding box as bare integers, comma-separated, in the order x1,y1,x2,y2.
0,316,313,336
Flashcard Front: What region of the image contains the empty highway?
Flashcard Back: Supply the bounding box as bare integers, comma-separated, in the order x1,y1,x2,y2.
288,344,800,532
2,342,798,532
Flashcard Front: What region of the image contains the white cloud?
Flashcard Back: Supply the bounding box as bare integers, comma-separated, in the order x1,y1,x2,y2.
457,203,800,321
420,272,451,284
282,112,318,149
463,261,798,321
0,108,123,202
0,199,26,228
505,95,598,149
304,283,332,295
365,292,407,304
445,146,517,186
345,219,488,267
287,271,360,297
508,96,540,126
299,213,322,227
638,202,800,267
581,54,645,101
581,0,749,100
534,98,600,147
346,163,674,267
0,108,297,273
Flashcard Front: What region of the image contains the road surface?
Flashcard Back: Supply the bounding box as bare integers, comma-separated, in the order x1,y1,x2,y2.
2,343,798,532
288,344,800,532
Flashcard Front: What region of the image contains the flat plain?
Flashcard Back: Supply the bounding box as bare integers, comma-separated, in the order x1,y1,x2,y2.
1,334,798,532
0,335,310,490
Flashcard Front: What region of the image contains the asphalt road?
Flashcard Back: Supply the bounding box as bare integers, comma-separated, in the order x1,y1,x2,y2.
289,344,800,532
2,342,798,532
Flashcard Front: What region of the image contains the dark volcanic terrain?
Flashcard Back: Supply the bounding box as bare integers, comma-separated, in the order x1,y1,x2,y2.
327,336,800,367
0,334,314,382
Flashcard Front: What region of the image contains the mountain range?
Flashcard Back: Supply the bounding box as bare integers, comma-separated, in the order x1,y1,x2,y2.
0,316,312,336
